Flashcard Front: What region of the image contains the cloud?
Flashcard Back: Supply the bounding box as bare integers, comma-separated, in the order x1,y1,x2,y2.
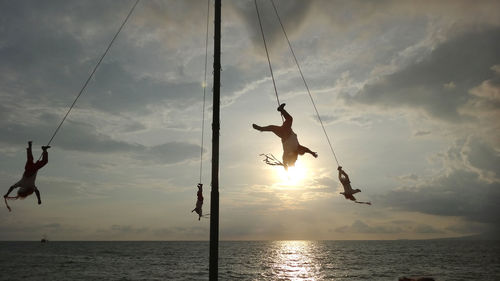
228,0,312,52
0,221,77,240
397,173,419,182
377,137,500,236
464,138,500,180
445,221,488,235
136,142,202,165
380,169,500,231
413,130,431,137
413,224,444,234
110,225,149,234
343,27,500,122
336,220,403,234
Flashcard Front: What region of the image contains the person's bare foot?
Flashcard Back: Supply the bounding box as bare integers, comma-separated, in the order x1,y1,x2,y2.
277,103,286,112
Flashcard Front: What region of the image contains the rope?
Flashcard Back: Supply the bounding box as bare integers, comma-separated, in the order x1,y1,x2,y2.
199,0,210,184
39,0,140,159
270,0,340,166
4,196,17,212
254,0,284,121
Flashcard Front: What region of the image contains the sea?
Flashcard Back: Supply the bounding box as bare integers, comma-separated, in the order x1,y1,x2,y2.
0,240,499,280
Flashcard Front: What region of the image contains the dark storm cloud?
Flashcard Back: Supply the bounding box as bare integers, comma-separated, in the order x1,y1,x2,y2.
0,113,201,164
379,138,500,233
343,28,500,121
466,138,500,178
380,169,500,225
229,0,312,50
0,1,137,105
0,0,210,120
84,61,203,114
0,1,207,165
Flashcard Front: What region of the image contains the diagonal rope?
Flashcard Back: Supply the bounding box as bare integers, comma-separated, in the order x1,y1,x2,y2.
270,0,340,166
199,0,210,184
40,0,140,159
254,0,284,121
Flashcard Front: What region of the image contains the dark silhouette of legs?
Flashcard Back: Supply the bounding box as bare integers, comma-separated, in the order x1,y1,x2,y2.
252,124,290,139
34,148,49,170
297,145,318,158
279,106,293,132
25,141,34,170
35,188,41,204
252,104,293,140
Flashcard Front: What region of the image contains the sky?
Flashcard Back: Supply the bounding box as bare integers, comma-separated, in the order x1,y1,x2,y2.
0,0,499,241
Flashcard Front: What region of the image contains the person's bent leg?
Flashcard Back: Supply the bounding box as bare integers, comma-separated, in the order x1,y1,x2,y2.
35,148,49,170
278,107,293,130
298,145,318,158
253,124,288,139
25,142,34,169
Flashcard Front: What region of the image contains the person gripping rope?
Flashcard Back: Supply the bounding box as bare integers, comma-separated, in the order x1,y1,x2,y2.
4,141,50,211
252,103,317,170
192,183,204,220
338,166,371,205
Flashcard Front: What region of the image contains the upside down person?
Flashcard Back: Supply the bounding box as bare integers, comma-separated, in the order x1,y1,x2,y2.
4,141,50,211
191,183,204,220
252,103,317,170
338,166,371,205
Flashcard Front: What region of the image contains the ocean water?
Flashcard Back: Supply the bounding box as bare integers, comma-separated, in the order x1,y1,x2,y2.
0,240,499,280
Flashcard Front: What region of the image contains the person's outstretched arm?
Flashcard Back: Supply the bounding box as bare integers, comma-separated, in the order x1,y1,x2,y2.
4,185,16,198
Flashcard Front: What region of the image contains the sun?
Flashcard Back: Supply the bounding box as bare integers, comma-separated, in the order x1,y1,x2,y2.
275,161,307,187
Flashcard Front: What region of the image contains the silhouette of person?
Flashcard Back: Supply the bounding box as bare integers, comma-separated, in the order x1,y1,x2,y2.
252,103,317,169
4,141,50,211
191,183,204,220
338,166,361,201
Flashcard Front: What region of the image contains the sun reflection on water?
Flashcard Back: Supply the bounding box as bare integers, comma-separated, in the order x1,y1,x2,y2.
268,240,323,280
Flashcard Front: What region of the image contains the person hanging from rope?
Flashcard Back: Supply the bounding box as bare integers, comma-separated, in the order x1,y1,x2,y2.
191,183,204,220
253,103,317,170
338,166,371,205
4,141,50,211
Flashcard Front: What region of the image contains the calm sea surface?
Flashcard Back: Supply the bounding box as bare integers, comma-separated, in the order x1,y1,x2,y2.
0,240,498,280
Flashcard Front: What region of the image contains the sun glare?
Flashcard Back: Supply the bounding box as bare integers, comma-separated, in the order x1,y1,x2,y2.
275,161,307,187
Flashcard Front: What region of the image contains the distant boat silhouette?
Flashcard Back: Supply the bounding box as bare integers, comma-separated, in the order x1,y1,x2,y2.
40,234,48,243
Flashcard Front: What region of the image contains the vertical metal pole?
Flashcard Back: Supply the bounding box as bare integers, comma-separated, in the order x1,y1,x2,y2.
209,0,221,280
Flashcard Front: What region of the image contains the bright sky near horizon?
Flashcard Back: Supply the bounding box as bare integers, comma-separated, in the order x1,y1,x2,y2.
0,0,499,241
